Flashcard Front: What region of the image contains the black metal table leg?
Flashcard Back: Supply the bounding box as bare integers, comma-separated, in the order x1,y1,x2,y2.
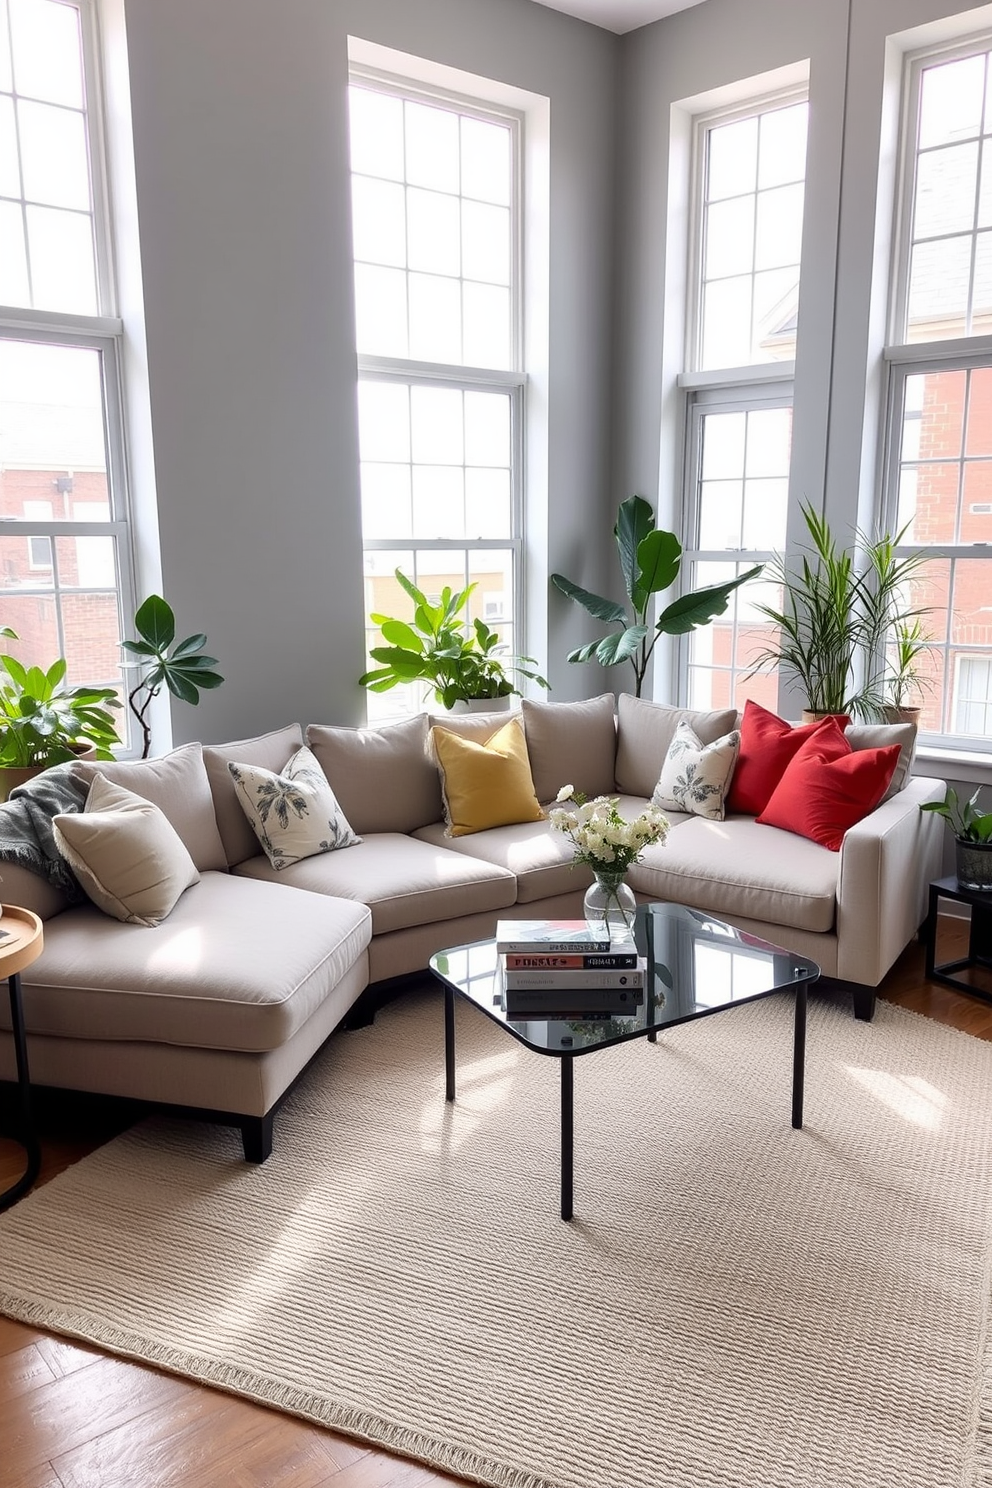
0,971,41,1212
560,1054,574,1221
792,979,807,1130
444,985,455,1102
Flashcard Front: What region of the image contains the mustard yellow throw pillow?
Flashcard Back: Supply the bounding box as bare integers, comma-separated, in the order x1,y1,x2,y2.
429,716,545,837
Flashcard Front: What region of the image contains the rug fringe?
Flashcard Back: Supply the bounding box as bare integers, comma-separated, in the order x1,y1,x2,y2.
0,1290,564,1488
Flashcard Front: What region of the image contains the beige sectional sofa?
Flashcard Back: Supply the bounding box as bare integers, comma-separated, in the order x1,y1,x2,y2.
0,693,946,1161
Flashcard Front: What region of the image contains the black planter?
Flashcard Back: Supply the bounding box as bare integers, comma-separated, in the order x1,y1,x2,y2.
955,837,992,892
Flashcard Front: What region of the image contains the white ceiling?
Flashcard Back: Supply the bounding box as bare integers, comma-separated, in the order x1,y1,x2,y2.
527,0,708,34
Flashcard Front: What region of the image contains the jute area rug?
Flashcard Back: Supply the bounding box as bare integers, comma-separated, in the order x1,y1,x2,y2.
3,988,992,1488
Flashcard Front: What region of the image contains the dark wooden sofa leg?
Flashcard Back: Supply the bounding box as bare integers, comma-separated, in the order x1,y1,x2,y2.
242,1112,274,1163
851,984,876,1022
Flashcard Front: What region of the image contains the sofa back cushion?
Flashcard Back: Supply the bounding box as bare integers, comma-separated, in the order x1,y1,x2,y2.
72,742,227,871
306,714,443,834
520,693,617,803
428,716,545,836
203,724,304,866
614,695,739,799
845,721,917,801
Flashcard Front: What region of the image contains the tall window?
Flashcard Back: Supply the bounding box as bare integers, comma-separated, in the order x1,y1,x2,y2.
681,90,808,710
882,37,992,746
0,0,132,742
348,73,523,723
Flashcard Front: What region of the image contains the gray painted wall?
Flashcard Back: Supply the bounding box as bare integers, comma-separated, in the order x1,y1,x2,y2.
117,0,618,742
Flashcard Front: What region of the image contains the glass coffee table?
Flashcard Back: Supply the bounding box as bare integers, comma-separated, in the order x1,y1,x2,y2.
430,902,820,1221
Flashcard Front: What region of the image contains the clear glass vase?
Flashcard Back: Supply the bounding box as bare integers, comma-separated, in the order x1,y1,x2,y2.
583,871,637,939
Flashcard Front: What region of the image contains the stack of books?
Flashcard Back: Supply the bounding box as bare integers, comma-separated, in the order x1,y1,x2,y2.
493,919,645,1020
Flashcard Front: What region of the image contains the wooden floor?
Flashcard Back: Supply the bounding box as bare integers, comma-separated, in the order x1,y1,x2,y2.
1,920,990,1488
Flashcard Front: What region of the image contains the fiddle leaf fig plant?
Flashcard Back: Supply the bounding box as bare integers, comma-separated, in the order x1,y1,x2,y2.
122,595,224,759
551,494,762,696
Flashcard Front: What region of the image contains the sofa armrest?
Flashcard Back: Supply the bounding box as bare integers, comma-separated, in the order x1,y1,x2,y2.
835,776,946,986
0,860,70,920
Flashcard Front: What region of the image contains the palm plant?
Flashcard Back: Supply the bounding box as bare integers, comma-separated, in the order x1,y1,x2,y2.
550,495,762,697
747,503,930,719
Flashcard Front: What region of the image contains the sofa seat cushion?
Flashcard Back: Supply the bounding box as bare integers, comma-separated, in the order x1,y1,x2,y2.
627,816,839,934
232,832,516,934
6,872,371,1054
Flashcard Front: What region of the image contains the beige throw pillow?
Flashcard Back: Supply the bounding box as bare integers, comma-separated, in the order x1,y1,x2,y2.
52,773,200,926
228,744,362,870
652,719,741,821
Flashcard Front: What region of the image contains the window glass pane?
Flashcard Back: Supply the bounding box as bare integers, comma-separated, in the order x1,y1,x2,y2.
462,282,510,369
742,477,788,550
698,480,743,549
465,467,511,537
707,117,757,202
754,183,804,271
701,410,745,480
0,198,29,303
360,463,411,540
704,197,753,279
58,580,122,687
914,142,979,239
17,98,89,210
26,203,96,313
757,102,808,188
979,149,992,230
744,406,791,477
0,583,59,658
0,0,11,92
348,88,403,180
410,385,463,465
0,341,108,504
350,176,405,268
408,271,461,362
906,236,971,340
919,54,985,150
354,263,408,358
9,0,84,109
0,94,19,196
462,200,510,285
460,116,510,206
358,381,410,463
464,390,510,466
407,187,460,276
405,100,459,193
900,462,959,543
412,464,463,537
701,277,751,368
961,461,992,541
966,368,992,455
974,231,992,335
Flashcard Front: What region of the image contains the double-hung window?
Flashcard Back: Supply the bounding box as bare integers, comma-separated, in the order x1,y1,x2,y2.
0,0,133,737
881,37,992,747
680,90,808,712
347,72,523,723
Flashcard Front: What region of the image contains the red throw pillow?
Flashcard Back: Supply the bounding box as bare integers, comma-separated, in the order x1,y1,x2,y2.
756,722,902,851
727,700,851,816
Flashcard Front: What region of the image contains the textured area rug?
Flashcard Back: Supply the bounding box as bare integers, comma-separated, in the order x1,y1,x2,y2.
2,989,992,1488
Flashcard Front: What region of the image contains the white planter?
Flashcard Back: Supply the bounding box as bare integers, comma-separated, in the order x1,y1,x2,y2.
443,696,513,716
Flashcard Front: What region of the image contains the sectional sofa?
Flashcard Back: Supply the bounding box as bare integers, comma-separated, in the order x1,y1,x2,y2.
0,693,946,1161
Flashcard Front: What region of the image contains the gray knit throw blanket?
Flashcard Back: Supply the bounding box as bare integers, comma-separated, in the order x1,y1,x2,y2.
0,763,88,902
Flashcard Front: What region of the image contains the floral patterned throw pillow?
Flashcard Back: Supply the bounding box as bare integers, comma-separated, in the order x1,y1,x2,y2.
228,744,361,870
651,719,741,822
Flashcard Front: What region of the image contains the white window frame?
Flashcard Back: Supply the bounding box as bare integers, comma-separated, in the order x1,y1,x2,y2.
877,30,992,753
349,68,528,713
0,0,136,740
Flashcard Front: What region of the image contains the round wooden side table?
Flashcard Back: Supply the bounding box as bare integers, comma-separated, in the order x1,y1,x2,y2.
0,903,44,1212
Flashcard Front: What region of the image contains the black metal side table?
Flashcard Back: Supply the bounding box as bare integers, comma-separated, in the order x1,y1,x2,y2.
0,903,44,1212
925,876,992,1001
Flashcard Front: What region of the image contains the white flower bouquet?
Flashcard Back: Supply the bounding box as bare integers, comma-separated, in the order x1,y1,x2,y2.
548,785,670,874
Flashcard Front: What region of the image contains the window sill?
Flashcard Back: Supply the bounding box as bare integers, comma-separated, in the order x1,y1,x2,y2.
913,746,992,786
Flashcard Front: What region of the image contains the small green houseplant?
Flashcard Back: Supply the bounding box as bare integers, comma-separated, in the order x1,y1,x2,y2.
550,494,762,697
359,570,549,710
122,595,224,758
747,503,930,720
921,786,992,891
883,616,934,721
0,625,121,797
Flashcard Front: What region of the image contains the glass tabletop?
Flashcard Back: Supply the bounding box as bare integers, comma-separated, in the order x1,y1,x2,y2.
429,902,820,1056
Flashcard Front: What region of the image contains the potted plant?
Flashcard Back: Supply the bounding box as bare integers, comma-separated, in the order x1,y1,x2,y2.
0,625,121,800
746,502,930,721
921,786,992,891
121,595,224,758
882,616,934,724
550,495,761,698
359,570,549,712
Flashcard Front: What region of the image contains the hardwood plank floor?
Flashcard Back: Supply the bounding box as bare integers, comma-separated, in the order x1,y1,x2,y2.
0,925,986,1488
